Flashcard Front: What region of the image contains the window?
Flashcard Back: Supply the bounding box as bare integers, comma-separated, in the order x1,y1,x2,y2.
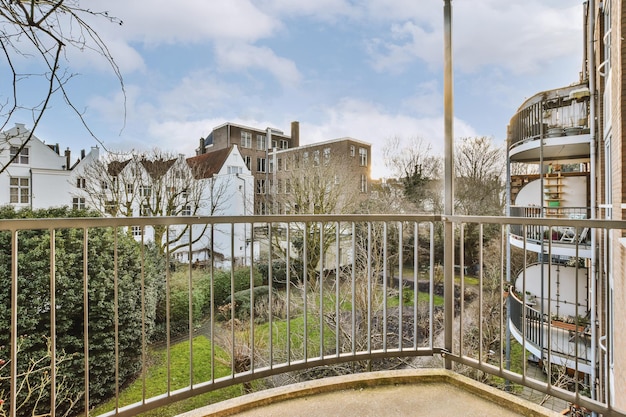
102,177,118,190
126,184,134,194
241,132,252,148
72,197,86,210
269,158,274,173
10,177,29,204
244,156,251,170
272,140,278,148
9,146,29,164
257,158,266,172
334,174,340,185
277,158,282,171
140,203,151,216
227,166,243,174
350,145,355,157
285,178,291,194
256,179,266,194
256,134,266,150
140,185,152,197
181,205,192,216
303,152,309,164
313,150,320,166
360,174,367,193
280,140,289,149
284,158,290,171
131,226,142,237
323,148,331,165
76,177,86,189
277,179,283,194
359,148,368,166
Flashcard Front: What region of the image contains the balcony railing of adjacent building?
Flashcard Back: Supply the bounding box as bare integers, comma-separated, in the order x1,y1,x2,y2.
508,291,592,369
1,214,624,417
508,84,590,148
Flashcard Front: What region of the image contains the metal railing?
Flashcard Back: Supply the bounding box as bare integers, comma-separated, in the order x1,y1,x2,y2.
510,206,591,245
509,292,592,366
1,214,624,417
508,85,590,148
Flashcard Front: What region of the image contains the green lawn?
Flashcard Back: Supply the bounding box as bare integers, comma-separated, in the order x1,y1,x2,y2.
91,336,243,417
388,288,444,307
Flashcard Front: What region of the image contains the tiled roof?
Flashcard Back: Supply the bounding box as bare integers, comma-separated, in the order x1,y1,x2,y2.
107,159,132,176
186,147,232,179
140,158,177,179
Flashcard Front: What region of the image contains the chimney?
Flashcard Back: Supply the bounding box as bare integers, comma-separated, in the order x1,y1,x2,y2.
65,148,71,170
81,149,85,159
290,121,300,148
199,137,206,155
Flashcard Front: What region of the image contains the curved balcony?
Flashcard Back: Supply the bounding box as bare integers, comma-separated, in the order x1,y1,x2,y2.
509,206,592,258
508,290,592,375
508,83,591,164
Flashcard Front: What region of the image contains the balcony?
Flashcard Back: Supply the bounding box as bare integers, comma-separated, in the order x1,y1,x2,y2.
508,290,592,375
1,214,623,417
509,206,592,258
508,83,591,164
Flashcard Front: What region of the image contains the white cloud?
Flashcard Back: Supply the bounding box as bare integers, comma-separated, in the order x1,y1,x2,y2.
364,1,581,76
91,0,279,44
214,42,302,88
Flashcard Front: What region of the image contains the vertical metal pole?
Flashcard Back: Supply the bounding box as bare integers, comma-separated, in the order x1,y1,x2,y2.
10,231,18,417
587,0,598,405
443,0,455,369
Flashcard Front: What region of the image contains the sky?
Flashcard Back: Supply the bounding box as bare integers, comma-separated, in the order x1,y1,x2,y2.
8,1,585,179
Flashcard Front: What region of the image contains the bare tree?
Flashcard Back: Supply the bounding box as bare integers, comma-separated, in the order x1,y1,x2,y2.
383,136,442,213
271,152,365,281
455,136,505,216
0,1,124,174
75,149,226,255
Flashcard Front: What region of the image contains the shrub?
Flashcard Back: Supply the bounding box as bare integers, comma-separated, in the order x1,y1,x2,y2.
257,259,304,289
0,206,163,415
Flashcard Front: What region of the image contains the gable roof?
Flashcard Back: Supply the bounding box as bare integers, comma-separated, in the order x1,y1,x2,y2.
140,157,177,179
107,159,132,176
186,147,232,179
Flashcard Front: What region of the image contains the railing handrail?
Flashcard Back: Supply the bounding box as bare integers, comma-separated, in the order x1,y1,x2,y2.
1,213,625,231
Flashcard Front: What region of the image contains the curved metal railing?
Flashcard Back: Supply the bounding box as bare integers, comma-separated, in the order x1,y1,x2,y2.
1,214,624,417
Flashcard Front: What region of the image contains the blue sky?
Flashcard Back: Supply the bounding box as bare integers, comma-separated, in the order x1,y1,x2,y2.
11,1,584,178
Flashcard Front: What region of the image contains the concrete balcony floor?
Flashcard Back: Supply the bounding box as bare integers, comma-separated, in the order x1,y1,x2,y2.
179,370,562,417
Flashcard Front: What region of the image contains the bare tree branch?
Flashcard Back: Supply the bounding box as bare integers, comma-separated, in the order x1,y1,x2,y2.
0,0,125,174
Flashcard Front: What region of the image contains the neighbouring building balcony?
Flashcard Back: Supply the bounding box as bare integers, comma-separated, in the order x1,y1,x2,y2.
509,206,592,258
508,83,591,164
508,290,592,375
1,214,624,417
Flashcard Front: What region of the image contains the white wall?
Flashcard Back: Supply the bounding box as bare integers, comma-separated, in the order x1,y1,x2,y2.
515,263,588,318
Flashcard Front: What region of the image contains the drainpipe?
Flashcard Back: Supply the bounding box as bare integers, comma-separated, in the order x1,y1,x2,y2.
443,0,455,369
587,0,598,405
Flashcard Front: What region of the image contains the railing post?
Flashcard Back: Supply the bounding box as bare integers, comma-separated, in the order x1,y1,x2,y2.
443,0,454,370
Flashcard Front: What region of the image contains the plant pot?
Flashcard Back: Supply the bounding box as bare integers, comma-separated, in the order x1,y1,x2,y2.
547,127,563,137
564,126,583,136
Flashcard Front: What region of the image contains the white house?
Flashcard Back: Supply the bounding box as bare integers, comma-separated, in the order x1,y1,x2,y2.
0,123,97,210
185,145,255,267
70,144,255,268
